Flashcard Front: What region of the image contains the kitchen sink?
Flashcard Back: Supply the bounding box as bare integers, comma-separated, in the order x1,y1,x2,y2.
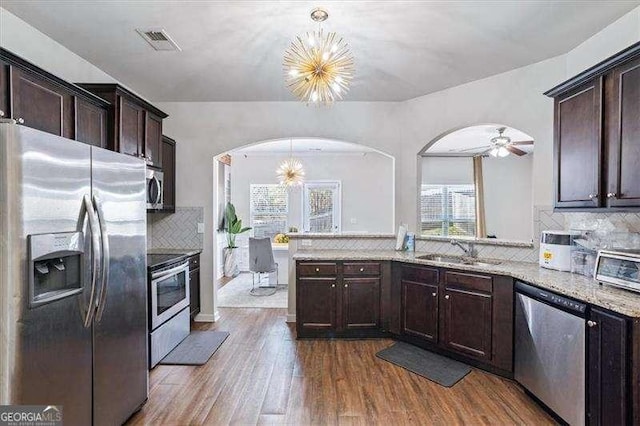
416,254,501,266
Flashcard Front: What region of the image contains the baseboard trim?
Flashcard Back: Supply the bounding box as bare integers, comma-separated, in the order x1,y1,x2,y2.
194,313,215,322
286,314,296,323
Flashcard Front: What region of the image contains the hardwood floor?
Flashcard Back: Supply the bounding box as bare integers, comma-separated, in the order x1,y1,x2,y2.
216,276,234,289
127,308,556,425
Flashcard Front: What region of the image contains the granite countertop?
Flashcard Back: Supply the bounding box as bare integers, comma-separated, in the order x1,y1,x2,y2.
287,233,534,248
148,248,202,257
293,250,640,318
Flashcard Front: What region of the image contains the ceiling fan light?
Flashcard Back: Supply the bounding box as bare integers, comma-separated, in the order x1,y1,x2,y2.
489,148,499,157
497,147,510,157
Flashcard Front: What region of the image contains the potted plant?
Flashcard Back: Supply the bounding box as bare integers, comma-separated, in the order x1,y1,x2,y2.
223,202,251,277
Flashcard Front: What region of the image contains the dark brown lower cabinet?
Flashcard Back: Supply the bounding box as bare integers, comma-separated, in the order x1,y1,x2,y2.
296,277,338,334
296,261,383,337
189,254,200,319
442,286,492,361
398,266,512,373
587,307,628,425
402,280,438,343
343,277,380,330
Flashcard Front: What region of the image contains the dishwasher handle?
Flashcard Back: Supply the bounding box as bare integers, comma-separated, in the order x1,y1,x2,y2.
515,280,587,316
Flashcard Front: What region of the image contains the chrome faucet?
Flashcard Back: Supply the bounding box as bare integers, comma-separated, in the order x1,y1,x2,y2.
451,240,478,258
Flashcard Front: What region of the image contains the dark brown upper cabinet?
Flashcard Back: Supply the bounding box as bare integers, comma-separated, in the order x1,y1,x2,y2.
546,42,640,211
607,56,640,208
0,48,110,147
553,78,602,208
75,98,108,148
160,135,176,213
77,84,168,166
145,113,163,169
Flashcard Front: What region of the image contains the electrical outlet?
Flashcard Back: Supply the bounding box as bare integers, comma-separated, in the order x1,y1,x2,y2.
197,223,204,234
350,217,357,224
301,239,312,247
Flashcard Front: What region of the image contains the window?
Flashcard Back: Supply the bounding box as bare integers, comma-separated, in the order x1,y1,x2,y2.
420,184,476,236
303,181,341,233
250,184,288,239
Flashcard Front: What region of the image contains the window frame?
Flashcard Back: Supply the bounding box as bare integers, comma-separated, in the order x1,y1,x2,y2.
302,180,342,233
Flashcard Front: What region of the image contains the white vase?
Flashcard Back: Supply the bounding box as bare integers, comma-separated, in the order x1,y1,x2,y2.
223,247,239,277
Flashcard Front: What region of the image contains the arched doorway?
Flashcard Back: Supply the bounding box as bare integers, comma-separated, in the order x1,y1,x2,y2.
417,124,535,241
212,137,396,318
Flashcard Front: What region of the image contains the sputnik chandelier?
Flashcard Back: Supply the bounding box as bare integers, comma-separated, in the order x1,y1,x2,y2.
277,140,305,188
283,7,354,105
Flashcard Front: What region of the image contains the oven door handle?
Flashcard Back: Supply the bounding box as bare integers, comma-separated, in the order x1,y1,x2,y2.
151,261,189,280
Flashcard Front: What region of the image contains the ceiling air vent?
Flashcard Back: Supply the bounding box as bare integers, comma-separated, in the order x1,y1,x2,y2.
136,28,181,51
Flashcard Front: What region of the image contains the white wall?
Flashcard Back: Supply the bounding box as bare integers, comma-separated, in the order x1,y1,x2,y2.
482,155,533,241
2,5,638,320
421,157,473,185
0,8,117,84
231,152,394,234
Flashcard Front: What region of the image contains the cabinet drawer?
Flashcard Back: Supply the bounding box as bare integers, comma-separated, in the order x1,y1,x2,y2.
343,262,380,276
298,262,337,277
402,265,439,283
189,255,200,270
444,271,492,294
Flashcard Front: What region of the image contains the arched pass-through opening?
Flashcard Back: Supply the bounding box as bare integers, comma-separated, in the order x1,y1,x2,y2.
211,137,396,321
416,123,535,242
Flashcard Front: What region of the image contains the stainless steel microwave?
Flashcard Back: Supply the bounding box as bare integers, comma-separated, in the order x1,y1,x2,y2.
146,168,164,210
594,250,640,293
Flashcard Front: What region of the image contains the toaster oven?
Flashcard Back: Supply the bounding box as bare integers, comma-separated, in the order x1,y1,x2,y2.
594,250,640,293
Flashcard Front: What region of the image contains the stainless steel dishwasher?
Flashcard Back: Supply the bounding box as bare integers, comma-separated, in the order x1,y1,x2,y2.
514,281,586,425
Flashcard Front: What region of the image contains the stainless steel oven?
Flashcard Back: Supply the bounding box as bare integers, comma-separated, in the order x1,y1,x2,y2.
146,168,164,210
150,260,189,330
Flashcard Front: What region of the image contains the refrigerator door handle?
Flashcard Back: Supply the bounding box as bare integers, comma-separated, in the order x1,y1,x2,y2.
82,194,101,328
94,195,110,323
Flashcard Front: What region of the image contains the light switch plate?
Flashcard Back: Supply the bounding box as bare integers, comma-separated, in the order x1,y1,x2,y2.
197,223,204,234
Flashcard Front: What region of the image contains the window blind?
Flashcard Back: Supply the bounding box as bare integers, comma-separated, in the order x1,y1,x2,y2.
250,184,288,239
420,184,476,236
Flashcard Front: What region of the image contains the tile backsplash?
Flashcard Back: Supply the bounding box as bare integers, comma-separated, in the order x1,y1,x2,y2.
293,206,640,263
147,207,204,250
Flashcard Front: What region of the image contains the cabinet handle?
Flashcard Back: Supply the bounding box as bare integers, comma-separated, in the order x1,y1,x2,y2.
589,193,598,199
445,294,450,300
331,284,335,288
359,267,364,272
432,292,437,297
587,320,598,328
0,110,4,117
607,193,617,199
315,268,320,272
344,284,348,288
16,117,24,124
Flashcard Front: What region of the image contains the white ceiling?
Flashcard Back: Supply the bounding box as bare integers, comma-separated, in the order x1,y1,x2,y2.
234,138,378,155
424,124,534,155
2,1,638,102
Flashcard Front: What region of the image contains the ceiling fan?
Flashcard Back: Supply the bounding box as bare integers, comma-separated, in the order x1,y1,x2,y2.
452,127,534,157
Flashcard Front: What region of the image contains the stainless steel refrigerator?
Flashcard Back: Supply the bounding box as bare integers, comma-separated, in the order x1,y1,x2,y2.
0,123,148,425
